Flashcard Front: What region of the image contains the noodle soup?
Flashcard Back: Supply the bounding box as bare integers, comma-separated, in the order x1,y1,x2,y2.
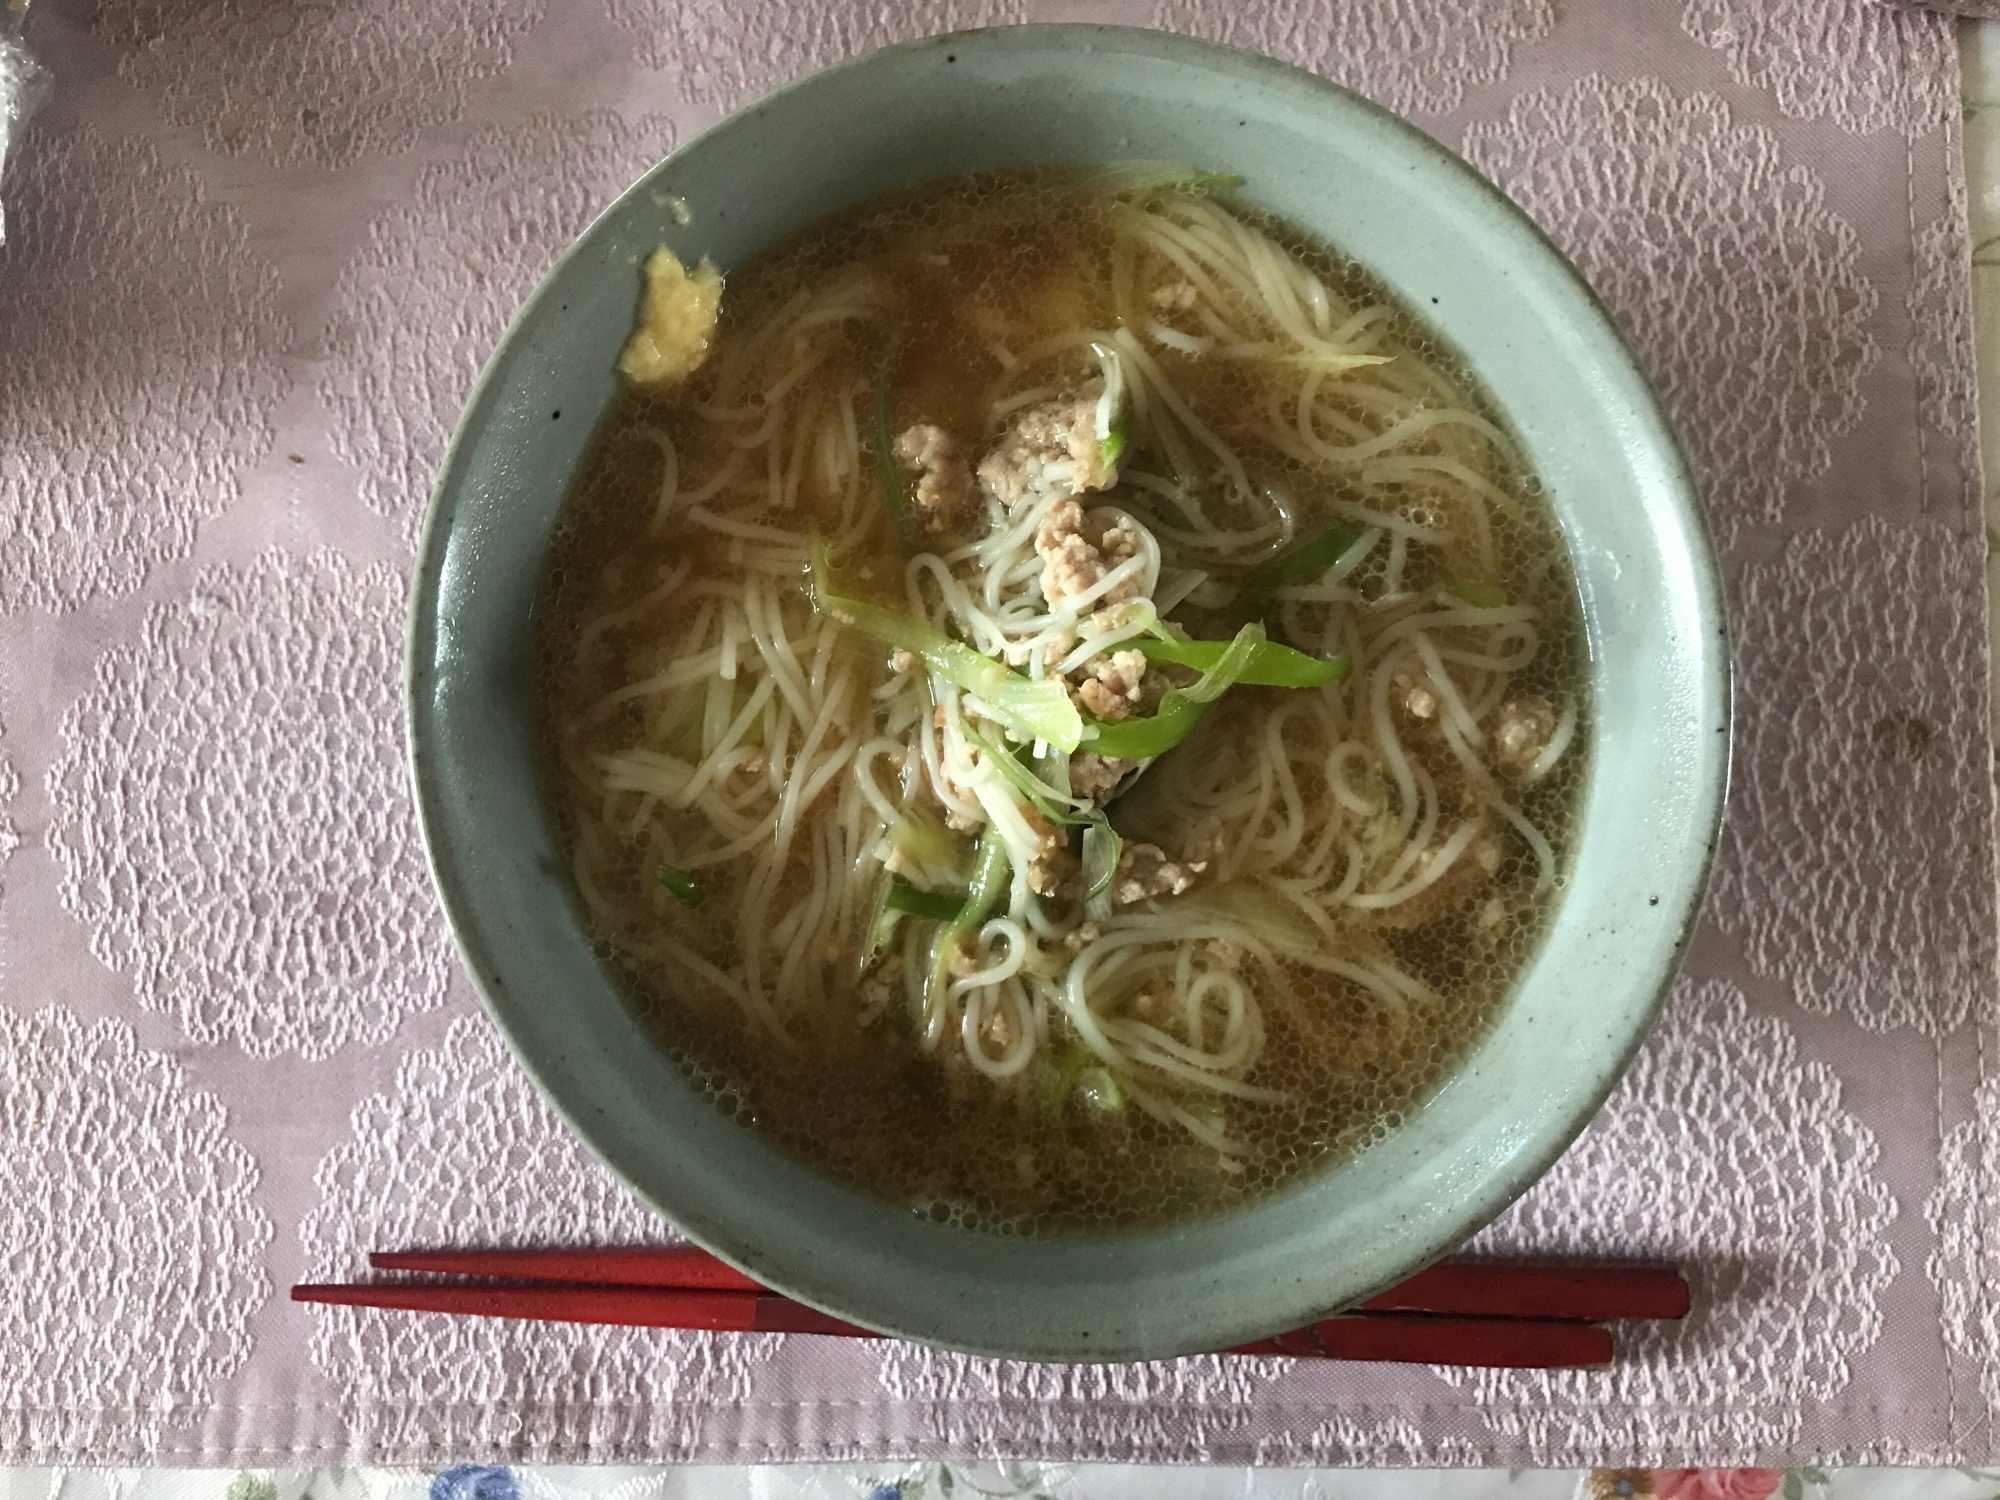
537,169,1587,1233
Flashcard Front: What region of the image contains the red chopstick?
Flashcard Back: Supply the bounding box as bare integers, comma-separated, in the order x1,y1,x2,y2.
372,1245,765,1293
1229,1312,1611,1368
286,1244,1685,1368
294,1281,872,1336
1357,1261,1688,1321
365,1244,1687,1322
291,1280,1612,1367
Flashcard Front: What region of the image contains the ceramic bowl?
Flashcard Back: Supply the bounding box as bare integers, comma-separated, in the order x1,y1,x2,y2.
408,23,1730,1360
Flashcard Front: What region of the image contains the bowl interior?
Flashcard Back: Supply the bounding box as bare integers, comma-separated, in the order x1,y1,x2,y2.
409,23,1728,1361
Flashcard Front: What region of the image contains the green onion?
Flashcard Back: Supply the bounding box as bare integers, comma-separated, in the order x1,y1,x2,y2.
1047,1038,1097,1120
884,806,971,876
1100,418,1131,470
1238,522,1368,594
656,865,706,907
1448,580,1507,608
871,379,922,552
961,720,1089,827
859,865,897,970
1080,621,1266,761
1073,1066,1125,1112
1094,163,1245,199
1136,627,1346,688
923,826,1011,1027
1046,1038,1125,1119
811,540,1085,753
1171,879,1323,960
1081,818,1122,903
885,880,964,922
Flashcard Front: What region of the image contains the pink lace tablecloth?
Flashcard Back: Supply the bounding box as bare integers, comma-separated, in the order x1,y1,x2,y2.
1,0,1993,1470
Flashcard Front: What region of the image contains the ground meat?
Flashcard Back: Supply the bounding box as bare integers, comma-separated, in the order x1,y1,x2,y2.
1068,752,1137,801
981,1003,1020,1050
1023,806,1081,899
1492,695,1556,776
1036,498,1147,610
1028,848,1081,898
1088,600,1152,636
1149,281,1200,312
1062,921,1102,955
1074,647,1148,720
858,960,897,1016
1112,842,1207,905
1206,938,1246,971
888,648,917,675
1084,599,1148,636
1391,658,1440,721
894,423,976,534
1181,815,1229,868
976,384,1118,510
1073,682,1120,719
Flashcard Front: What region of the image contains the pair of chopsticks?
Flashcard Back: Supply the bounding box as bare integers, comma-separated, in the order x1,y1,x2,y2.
293,1246,1686,1369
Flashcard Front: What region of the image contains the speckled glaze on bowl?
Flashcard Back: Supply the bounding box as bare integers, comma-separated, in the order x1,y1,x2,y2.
408,24,1729,1362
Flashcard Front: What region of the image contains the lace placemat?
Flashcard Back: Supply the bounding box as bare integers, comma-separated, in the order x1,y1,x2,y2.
0,0,1991,1469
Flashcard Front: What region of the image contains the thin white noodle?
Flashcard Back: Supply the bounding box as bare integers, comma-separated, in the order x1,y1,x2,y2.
645,431,680,534
1494,799,1557,891
1413,631,1482,747
1529,698,1579,781
1146,319,1213,356
1347,818,1488,909
687,505,808,545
